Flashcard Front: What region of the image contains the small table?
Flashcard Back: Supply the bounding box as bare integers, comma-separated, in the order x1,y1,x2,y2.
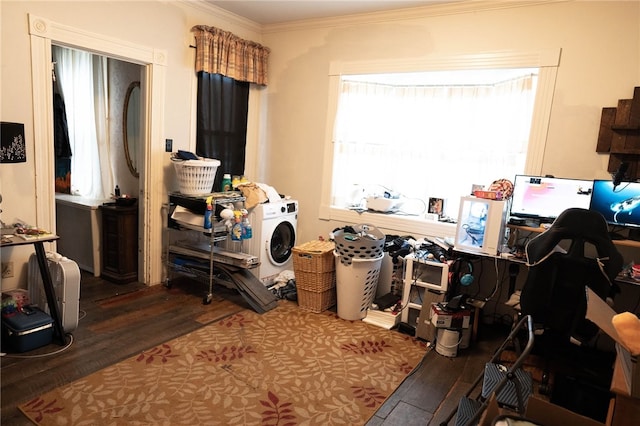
1,234,66,345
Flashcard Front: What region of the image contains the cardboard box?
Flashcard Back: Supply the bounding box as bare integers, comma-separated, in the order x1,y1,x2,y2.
479,395,604,426
430,303,471,329
585,287,639,398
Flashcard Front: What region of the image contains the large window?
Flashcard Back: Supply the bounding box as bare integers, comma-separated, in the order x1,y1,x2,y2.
320,50,560,237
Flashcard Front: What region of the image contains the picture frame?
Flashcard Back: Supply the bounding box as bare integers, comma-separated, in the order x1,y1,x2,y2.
1,122,26,163
428,197,445,217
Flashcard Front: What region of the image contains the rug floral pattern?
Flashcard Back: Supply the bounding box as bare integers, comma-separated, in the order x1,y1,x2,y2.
20,301,428,425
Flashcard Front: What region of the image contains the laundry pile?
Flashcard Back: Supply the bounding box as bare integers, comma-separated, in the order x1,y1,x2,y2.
266,270,297,301
237,182,281,209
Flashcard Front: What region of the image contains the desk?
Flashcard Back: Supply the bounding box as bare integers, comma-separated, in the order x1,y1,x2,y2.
1,234,66,345
608,355,640,425
508,224,640,249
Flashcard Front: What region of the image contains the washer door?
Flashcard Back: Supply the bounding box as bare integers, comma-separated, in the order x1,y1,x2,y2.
268,220,296,266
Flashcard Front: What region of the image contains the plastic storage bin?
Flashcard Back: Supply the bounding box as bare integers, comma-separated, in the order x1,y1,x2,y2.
1,306,54,352
293,240,336,313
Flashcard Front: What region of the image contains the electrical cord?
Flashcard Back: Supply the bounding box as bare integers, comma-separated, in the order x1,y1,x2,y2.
1,333,74,360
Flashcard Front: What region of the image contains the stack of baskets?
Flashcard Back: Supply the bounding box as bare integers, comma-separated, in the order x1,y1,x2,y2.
293,240,336,313
333,224,386,321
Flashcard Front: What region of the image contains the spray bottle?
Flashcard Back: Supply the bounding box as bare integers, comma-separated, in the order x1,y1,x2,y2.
203,196,213,230
241,209,252,239
231,211,243,241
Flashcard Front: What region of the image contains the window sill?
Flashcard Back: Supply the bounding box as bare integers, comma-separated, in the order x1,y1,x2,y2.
322,206,457,239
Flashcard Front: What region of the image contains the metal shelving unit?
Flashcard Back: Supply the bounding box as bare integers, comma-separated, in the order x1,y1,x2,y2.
164,191,255,304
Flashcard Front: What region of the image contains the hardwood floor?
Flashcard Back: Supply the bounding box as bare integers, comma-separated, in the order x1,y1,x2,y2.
1,271,509,425
1,272,248,425
367,325,508,426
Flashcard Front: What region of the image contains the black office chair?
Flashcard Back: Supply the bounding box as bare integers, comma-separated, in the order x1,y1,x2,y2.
519,207,623,393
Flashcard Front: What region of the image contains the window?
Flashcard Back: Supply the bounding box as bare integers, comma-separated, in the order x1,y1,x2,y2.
320,49,560,237
53,45,112,200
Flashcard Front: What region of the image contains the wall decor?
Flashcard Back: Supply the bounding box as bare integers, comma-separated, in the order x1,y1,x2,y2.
1,122,26,163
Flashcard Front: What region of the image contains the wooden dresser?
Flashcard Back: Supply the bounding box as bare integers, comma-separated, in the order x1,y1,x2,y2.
101,204,138,283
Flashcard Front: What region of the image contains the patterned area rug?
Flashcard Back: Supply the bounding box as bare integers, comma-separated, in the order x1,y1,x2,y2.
19,301,428,425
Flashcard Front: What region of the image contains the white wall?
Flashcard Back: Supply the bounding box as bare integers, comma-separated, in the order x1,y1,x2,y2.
0,1,265,288
108,58,143,197
262,1,640,245
2,1,640,289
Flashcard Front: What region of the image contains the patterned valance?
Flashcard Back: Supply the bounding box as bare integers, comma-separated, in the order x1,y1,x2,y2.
192,25,270,86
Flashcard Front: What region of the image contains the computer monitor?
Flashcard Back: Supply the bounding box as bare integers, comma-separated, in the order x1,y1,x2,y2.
509,175,594,222
589,180,640,229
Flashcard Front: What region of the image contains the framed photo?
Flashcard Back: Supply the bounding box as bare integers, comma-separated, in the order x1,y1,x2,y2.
428,197,445,217
1,122,26,163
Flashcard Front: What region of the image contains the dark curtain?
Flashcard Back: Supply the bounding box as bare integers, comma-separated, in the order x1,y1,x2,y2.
196,71,249,192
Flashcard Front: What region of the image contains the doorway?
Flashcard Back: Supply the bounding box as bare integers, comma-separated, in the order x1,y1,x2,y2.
52,45,144,280
29,13,167,285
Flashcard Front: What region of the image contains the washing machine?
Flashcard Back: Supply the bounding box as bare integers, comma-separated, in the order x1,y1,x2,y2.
244,199,298,285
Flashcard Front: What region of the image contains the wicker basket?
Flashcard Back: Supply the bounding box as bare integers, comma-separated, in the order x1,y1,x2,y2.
293,240,336,312
297,287,336,313
292,240,335,273
296,270,336,292
172,158,220,195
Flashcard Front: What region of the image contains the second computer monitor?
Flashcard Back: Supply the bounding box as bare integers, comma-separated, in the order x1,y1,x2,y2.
589,179,640,229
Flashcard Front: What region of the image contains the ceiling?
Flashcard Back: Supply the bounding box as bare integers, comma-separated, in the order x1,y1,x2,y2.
206,1,459,25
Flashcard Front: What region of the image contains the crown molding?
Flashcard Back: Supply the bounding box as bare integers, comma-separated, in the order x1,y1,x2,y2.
176,1,567,36
176,0,263,34
262,0,567,34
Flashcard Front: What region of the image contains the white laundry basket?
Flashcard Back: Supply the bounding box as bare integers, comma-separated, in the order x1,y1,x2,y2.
172,158,220,195
334,251,384,321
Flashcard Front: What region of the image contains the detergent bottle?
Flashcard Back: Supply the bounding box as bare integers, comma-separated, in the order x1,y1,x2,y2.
203,196,213,229
221,174,232,192
231,175,241,190
241,210,252,239
231,211,243,241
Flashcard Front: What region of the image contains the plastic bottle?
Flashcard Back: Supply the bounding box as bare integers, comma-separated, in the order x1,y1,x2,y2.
114,185,121,197
231,175,241,189
203,196,213,229
221,174,232,192
242,211,252,239
231,212,243,241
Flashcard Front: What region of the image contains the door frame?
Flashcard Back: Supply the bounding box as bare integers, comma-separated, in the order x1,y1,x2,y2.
29,14,167,285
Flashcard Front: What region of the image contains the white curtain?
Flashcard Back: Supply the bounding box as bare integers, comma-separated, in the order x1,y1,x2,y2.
53,46,113,200
332,74,537,217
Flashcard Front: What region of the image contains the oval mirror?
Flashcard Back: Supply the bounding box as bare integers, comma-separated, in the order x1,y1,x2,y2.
123,81,140,178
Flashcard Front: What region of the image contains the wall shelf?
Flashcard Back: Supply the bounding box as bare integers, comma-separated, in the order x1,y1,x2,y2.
596,87,640,179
